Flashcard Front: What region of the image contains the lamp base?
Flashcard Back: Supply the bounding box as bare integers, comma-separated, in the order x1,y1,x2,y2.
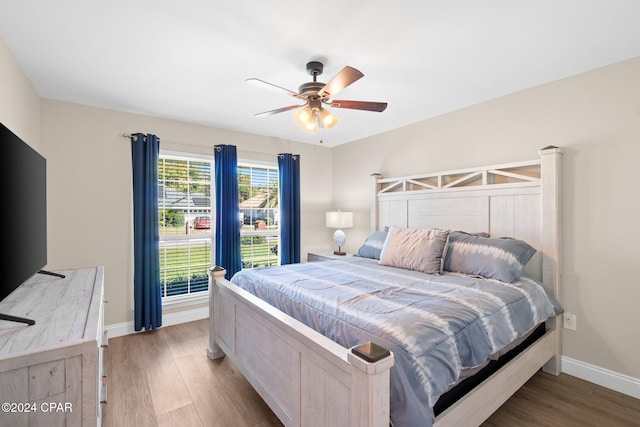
333,250,346,256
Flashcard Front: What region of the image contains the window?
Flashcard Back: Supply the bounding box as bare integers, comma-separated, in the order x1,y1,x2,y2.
158,153,212,300
239,162,280,269
157,154,279,301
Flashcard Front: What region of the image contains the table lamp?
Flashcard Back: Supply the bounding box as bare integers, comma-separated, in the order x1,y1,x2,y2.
325,211,353,255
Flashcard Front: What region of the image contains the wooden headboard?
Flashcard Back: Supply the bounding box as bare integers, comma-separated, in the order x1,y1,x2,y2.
370,147,563,302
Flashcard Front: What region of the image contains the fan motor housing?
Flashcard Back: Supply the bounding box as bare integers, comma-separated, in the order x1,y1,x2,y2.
298,81,326,100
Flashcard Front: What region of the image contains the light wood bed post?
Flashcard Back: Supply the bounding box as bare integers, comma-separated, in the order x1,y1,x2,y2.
208,266,226,360
347,351,395,427
371,173,382,231
539,146,564,375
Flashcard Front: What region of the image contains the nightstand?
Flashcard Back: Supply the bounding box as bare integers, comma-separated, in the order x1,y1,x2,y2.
307,251,353,262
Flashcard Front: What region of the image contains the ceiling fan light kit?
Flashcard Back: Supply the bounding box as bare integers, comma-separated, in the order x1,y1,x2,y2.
293,106,318,132
248,61,387,133
293,105,338,133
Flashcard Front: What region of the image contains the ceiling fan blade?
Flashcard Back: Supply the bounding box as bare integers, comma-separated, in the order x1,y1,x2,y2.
317,66,364,98
246,78,305,100
254,104,305,117
330,100,388,112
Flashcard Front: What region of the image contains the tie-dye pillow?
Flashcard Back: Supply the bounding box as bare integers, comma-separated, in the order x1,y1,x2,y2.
355,229,389,260
443,231,536,283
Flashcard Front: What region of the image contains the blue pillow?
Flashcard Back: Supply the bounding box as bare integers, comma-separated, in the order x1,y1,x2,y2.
355,230,388,260
443,231,536,283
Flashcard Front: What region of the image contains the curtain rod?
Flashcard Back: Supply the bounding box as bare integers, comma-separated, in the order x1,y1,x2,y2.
121,133,292,158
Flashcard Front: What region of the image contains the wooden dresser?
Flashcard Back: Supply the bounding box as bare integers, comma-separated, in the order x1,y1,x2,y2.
0,267,106,426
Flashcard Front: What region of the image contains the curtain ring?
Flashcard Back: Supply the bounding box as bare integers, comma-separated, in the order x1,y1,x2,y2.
130,133,146,142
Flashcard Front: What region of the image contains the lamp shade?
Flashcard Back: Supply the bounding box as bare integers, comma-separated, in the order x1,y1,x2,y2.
319,108,339,129
325,211,353,229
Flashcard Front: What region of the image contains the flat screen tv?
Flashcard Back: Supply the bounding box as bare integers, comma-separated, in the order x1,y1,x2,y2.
1,122,48,324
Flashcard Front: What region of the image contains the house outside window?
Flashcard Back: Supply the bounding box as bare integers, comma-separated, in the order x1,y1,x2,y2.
238,162,280,269
157,153,279,303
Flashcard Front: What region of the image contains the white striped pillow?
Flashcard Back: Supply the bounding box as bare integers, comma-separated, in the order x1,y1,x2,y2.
443,231,536,283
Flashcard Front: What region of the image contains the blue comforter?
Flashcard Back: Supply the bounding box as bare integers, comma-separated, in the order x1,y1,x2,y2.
230,257,562,426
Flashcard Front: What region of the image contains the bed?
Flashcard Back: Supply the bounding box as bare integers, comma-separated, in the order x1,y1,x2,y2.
208,147,563,427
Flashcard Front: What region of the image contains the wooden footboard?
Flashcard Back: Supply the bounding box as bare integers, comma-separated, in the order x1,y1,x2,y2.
208,267,395,427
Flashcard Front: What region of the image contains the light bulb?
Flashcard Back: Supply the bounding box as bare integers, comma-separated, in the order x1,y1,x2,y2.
294,106,314,130
305,120,317,132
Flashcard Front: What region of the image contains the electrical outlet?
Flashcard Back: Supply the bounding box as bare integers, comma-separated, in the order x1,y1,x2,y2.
563,313,577,331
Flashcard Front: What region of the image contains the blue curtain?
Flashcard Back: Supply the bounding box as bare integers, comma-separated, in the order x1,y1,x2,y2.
214,145,242,280
278,153,301,265
131,133,162,331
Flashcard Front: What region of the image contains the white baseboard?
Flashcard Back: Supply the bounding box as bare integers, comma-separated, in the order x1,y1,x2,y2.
105,306,209,338
562,356,640,399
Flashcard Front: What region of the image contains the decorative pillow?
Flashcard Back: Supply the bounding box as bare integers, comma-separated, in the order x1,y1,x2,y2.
379,227,449,274
356,230,388,260
443,231,536,283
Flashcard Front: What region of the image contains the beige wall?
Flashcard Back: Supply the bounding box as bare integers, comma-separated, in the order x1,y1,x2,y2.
332,57,640,380
0,37,41,148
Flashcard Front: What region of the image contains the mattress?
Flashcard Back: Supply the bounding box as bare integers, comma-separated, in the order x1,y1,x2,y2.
230,256,562,427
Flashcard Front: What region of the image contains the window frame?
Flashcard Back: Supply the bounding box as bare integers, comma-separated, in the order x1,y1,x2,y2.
238,159,281,269
158,150,214,308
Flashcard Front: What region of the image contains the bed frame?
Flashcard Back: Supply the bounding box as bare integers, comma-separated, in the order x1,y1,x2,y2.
208,146,563,427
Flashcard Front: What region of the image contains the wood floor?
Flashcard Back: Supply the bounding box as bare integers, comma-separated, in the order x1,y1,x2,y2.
102,319,640,427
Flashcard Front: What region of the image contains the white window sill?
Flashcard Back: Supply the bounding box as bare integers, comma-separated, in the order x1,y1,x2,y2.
162,292,209,309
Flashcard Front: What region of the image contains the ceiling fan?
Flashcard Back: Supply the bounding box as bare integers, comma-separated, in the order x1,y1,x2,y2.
247,61,388,133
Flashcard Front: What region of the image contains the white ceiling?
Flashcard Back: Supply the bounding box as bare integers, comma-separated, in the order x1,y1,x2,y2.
1,1,639,147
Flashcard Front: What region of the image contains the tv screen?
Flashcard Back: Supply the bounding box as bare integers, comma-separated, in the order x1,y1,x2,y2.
0,122,47,302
